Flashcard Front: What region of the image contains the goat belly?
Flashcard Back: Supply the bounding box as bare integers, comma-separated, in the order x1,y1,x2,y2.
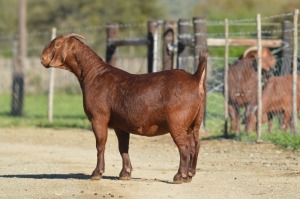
134,124,169,136
108,114,169,136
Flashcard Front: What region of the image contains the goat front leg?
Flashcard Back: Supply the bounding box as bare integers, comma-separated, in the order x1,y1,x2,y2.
91,120,108,180
267,113,273,133
228,103,239,133
114,129,132,180
282,112,292,132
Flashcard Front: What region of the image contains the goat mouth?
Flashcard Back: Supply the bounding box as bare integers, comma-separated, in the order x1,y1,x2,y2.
41,53,54,68
41,59,51,68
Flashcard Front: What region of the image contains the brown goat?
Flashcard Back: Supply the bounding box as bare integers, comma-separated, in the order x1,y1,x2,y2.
245,74,300,133
41,34,207,184
228,47,276,133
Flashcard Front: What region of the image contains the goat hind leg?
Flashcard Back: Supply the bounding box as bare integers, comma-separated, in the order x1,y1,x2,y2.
171,131,190,184
188,130,200,182
115,129,132,180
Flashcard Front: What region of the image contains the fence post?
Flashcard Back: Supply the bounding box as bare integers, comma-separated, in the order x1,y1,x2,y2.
153,21,162,72
224,18,229,138
292,9,299,134
281,20,293,75
193,17,207,130
193,17,207,70
11,0,26,116
177,19,191,70
48,27,57,123
147,21,157,73
163,21,176,71
106,23,119,66
256,14,262,142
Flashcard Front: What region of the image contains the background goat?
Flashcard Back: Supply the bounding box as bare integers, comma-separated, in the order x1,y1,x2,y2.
245,74,300,133
227,47,276,133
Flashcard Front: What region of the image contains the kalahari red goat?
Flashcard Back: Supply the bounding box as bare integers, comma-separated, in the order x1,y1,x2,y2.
245,74,300,133
41,33,207,184
228,46,276,133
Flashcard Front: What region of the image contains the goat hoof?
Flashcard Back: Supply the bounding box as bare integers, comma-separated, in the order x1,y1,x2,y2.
183,176,192,183
119,170,131,180
119,176,131,180
91,175,102,180
188,171,195,177
173,179,183,184
91,170,102,180
173,173,183,184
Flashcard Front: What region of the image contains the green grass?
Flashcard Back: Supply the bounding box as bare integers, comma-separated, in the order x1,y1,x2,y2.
262,131,300,150
204,92,300,150
0,93,90,129
205,92,226,134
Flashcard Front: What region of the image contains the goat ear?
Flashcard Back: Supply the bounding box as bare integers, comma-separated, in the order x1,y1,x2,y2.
55,42,61,49
53,36,66,49
64,33,86,41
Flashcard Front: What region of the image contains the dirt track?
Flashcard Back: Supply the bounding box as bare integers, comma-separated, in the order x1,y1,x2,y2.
0,128,299,199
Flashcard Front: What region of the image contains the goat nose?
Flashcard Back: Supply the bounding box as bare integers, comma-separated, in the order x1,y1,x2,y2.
41,57,45,64
41,56,49,66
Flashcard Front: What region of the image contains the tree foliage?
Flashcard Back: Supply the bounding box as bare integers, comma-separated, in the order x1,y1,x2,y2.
0,0,165,57
0,0,165,37
191,0,300,58
192,0,299,20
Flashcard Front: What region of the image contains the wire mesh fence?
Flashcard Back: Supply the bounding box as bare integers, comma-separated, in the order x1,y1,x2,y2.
0,11,300,135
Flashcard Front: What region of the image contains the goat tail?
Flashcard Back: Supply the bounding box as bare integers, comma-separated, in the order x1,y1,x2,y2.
194,50,208,84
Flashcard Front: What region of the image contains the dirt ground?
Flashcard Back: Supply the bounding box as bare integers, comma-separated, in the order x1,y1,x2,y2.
0,128,299,199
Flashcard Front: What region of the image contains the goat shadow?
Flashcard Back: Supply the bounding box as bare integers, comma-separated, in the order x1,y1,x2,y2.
0,173,172,184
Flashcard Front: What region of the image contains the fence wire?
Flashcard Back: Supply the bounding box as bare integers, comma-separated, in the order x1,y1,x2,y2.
0,11,299,134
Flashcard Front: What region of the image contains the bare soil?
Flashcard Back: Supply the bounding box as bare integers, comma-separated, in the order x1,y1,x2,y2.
0,128,299,199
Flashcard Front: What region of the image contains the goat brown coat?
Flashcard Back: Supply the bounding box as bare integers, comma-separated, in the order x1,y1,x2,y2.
41,34,207,184
245,74,300,132
228,47,276,133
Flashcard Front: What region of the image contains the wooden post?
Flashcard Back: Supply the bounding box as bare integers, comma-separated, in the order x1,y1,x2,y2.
48,27,56,123
147,21,157,73
292,9,299,134
177,19,191,70
153,21,161,73
106,23,119,66
193,17,207,70
11,0,26,116
256,14,262,142
163,21,176,71
281,20,293,75
224,18,229,138
193,17,207,130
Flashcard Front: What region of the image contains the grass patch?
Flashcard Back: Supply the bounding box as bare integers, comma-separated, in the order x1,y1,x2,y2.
205,92,225,135
262,132,300,150
204,92,300,150
0,93,90,129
